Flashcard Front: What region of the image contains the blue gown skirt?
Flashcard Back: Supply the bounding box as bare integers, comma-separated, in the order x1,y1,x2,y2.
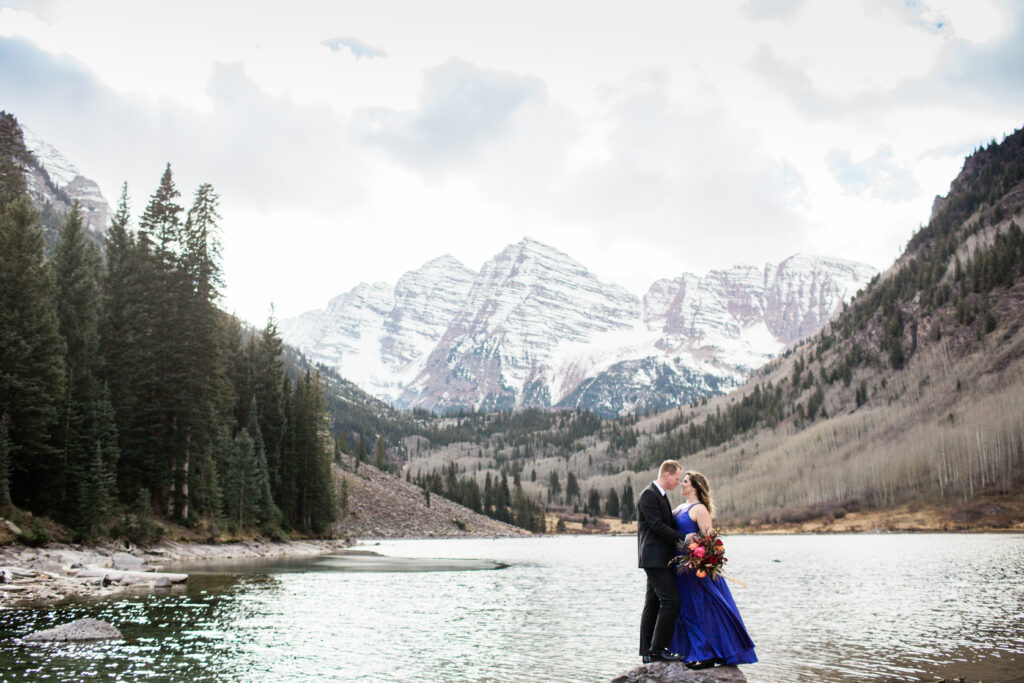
669,508,757,665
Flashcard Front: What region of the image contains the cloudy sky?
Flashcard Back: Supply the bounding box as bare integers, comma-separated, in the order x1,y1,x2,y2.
2,0,1022,324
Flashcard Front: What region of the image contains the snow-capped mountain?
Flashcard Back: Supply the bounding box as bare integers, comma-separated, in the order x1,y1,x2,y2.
283,255,477,399
282,238,877,416
20,124,111,233
398,238,641,412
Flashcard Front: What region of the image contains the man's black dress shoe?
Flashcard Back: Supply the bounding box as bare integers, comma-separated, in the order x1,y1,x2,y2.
649,648,683,662
685,659,715,670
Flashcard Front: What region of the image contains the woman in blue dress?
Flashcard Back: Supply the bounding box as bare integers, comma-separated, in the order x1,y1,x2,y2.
669,471,757,670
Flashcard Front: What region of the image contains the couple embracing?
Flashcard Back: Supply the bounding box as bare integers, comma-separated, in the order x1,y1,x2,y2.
637,460,757,670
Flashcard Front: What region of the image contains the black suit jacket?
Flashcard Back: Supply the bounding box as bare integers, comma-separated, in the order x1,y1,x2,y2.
637,482,686,568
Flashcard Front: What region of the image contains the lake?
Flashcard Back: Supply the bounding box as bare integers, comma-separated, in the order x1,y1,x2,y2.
1,534,1022,682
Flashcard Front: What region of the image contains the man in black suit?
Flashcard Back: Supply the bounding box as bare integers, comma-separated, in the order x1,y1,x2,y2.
637,459,687,662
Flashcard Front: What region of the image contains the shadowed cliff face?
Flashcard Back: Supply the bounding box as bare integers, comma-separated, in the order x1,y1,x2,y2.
284,238,875,417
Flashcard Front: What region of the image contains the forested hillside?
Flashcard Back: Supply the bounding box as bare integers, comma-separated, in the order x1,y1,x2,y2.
1,112,335,541
5,108,1021,542
398,126,1024,529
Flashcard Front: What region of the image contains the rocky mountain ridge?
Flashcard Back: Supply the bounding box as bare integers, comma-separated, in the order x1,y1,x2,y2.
282,238,876,416
20,124,111,235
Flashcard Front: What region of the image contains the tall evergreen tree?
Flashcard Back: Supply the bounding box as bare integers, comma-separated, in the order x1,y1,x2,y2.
604,487,620,517
247,397,280,529
0,112,32,206
99,184,150,501
253,312,286,498
288,370,334,533
176,183,228,521
53,203,107,527
0,414,11,510
223,430,261,528
127,165,187,516
547,470,561,503
565,471,580,504
620,478,636,523
0,196,66,515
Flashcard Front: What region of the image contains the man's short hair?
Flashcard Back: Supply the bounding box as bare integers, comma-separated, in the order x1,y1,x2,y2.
658,460,681,476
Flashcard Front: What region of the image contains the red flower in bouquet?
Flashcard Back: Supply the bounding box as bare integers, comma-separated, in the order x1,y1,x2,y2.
671,528,729,581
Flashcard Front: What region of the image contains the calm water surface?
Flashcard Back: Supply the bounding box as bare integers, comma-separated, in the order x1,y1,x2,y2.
1,534,1022,682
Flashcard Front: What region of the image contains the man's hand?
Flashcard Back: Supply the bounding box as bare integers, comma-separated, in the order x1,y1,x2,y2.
683,533,697,547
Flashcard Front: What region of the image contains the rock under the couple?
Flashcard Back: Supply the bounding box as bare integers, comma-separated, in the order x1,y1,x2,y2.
23,618,123,642
611,660,747,683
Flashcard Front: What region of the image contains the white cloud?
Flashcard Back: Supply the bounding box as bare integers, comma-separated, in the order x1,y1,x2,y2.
321,36,388,59
353,59,548,174
826,146,920,202
0,0,1021,323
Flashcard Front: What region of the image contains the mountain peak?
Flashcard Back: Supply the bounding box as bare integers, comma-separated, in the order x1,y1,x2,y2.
421,253,469,271
18,121,112,234
283,241,877,416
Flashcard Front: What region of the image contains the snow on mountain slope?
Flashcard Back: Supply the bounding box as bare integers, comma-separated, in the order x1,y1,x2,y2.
20,124,111,233
281,239,877,416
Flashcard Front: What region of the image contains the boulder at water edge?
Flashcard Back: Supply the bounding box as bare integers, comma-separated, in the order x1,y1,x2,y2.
611,661,747,683
23,618,123,642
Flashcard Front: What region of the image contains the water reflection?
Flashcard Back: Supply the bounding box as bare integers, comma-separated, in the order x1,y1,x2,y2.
0,534,1021,682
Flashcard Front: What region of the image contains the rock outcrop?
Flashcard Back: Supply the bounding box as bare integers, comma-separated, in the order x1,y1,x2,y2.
611,661,747,683
23,618,123,642
0,538,355,607
20,124,112,234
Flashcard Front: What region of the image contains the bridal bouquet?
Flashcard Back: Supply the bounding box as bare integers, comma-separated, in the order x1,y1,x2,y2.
672,529,727,581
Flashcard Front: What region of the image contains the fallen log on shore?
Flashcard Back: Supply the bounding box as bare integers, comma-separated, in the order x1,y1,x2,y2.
78,566,188,585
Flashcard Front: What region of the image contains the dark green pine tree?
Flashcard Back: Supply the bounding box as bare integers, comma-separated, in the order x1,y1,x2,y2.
604,487,620,517
620,478,636,523
0,112,33,205
178,182,230,522
53,202,107,528
278,376,298,524
77,387,119,538
247,397,280,530
99,183,149,501
495,472,511,523
288,370,335,533
483,472,494,517
565,471,580,505
0,416,11,510
357,430,367,462
130,165,187,516
224,430,261,529
253,312,286,500
0,195,66,516
374,436,387,471
142,163,185,258
226,318,252,430
188,426,223,524
547,470,561,503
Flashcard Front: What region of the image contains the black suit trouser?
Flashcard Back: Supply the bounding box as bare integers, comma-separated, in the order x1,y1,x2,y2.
639,567,680,655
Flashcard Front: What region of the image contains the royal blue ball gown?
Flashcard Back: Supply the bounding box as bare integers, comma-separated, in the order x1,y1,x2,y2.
669,504,757,665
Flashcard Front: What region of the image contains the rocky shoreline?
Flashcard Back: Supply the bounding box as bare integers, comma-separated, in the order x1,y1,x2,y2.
0,537,355,607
